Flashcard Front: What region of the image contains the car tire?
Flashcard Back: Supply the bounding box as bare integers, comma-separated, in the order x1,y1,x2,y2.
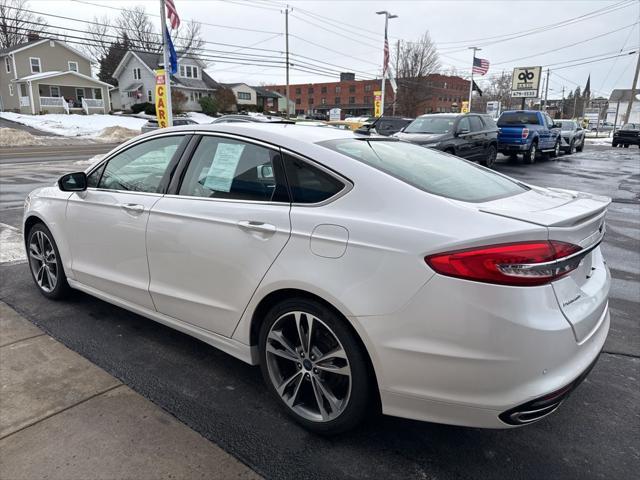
550,139,561,158
566,140,575,155
27,223,70,300
623,144,629,148
523,142,537,164
259,297,373,435
576,139,584,152
480,145,497,168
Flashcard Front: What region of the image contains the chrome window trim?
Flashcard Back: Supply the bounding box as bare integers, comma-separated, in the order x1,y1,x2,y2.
83,187,164,198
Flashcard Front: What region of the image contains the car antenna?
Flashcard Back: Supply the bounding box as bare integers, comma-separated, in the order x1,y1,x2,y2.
356,115,383,136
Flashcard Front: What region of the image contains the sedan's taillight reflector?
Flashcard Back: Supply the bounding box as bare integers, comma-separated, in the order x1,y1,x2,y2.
522,128,530,139
425,241,582,286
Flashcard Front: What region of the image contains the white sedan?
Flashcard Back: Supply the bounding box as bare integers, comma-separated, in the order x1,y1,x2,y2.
23,124,611,434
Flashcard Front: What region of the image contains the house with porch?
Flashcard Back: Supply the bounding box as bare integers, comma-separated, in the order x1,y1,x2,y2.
112,50,219,112
0,38,112,114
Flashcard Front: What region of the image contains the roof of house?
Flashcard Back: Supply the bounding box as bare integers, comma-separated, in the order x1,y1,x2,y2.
252,86,279,98
14,70,114,88
609,89,640,102
114,50,218,90
221,82,253,90
0,39,44,55
0,38,92,63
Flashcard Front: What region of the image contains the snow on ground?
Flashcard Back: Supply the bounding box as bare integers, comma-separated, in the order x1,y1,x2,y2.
0,112,146,138
586,134,614,145
0,223,25,265
0,127,95,147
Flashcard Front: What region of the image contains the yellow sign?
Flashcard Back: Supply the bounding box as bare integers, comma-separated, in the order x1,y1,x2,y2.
374,90,382,117
461,101,469,114
155,69,169,128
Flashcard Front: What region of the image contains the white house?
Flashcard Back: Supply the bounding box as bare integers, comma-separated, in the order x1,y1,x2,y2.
112,50,218,112
222,83,258,108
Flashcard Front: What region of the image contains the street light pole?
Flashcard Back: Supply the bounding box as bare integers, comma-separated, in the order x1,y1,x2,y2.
376,10,397,117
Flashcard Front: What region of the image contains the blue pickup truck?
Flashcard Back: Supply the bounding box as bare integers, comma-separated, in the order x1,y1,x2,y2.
497,110,561,164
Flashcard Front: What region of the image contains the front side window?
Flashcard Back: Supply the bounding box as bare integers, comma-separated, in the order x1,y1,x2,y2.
457,117,471,133
30,57,41,73
179,136,287,202
469,116,484,132
283,153,345,204
98,136,185,193
404,116,456,134
318,139,528,203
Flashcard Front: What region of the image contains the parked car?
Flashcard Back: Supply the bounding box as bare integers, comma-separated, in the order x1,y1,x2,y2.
211,114,294,124
356,116,414,136
497,110,561,163
394,113,499,168
141,117,197,133
556,120,585,154
26,124,610,434
612,123,640,147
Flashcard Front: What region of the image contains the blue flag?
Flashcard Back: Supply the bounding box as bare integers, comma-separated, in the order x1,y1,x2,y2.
165,26,177,75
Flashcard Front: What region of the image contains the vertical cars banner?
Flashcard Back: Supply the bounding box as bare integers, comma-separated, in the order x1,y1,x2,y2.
374,91,382,117
155,69,169,128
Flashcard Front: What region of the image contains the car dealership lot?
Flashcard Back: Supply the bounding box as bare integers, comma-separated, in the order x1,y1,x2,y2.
0,144,638,479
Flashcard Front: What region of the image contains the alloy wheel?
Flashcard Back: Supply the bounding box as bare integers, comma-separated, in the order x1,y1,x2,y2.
29,230,58,293
265,311,352,422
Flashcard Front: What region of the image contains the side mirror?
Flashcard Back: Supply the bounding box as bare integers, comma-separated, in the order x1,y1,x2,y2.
58,172,87,192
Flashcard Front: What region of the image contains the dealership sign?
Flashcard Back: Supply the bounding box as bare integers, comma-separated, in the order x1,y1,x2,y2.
511,67,542,98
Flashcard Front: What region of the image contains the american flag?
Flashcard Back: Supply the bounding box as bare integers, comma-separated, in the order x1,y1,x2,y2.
166,0,180,29
472,57,489,76
382,33,389,75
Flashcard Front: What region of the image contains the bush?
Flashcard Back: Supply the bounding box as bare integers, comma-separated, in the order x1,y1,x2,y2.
144,103,156,116
131,102,151,114
198,96,218,116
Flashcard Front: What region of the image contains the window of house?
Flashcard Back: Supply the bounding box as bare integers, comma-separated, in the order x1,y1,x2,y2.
178,136,287,202
308,98,314,104
334,97,341,105
68,61,78,72
296,98,301,105
349,85,356,93
295,87,301,95
321,98,326,105
182,65,198,78
76,88,85,100
308,87,314,94
321,86,327,94
5,57,10,73
335,86,341,93
283,153,345,204
348,96,355,104
147,89,152,102
8,84,14,96
29,57,41,73
133,67,141,80
238,92,251,100
94,88,102,100
20,84,27,96
364,96,371,104
49,86,60,97
364,84,372,92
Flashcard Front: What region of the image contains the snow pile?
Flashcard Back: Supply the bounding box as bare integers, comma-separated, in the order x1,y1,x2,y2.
95,126,140,143
0,223,25,265
586,135,614,145
0,127,46,146
0,112,146,137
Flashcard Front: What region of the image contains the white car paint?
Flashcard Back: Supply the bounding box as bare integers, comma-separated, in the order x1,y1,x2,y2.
23,123,611,429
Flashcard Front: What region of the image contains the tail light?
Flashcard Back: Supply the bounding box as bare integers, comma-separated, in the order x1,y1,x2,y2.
425,241,582,286
522,128,529,139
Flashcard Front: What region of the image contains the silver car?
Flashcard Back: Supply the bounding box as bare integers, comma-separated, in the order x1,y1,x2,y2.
556,120,585,155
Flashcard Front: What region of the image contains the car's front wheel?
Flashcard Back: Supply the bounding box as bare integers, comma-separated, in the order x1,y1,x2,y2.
27,223,70,299
259,298,373,434
566,140,575,155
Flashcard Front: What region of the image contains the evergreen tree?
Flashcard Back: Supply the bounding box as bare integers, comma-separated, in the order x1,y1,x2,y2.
98,33,131,86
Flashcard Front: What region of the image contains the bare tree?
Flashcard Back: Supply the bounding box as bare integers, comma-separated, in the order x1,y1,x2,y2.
115,6,157,53
83,15,112,64
174,20,205,60
0,0,48,49
484,72,515,112
393,31,440,117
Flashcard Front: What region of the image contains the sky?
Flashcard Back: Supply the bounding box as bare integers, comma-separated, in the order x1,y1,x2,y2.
28,0,640,99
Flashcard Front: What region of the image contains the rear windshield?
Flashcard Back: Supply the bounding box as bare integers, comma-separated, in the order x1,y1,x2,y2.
404,116,455,134
498,112,539,126
318,139,528,203
622,123,638,130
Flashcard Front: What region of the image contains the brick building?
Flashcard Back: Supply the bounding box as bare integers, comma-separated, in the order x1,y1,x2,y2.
265,73,469,117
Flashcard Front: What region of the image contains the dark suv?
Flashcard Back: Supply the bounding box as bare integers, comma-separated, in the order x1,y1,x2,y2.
393,113,499,167
361,116,414,136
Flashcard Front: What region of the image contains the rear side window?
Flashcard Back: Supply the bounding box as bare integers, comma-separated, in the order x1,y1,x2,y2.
283,153,345,204
318,139,528,203
497,112,539,125
481,116,497,129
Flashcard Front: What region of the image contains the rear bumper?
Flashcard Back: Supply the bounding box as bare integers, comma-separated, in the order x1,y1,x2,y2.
498,142,529,152
613,136,639,145
354,273,610,428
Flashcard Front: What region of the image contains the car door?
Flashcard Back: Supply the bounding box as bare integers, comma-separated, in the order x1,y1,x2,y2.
65,134,189,309
145,134,291,336
467,115,486,159
453,117,474,159
541,113,555,149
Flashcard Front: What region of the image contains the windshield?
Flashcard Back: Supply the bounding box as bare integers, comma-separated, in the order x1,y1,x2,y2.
404,116,455,134
318,139,528,203
622,123,638,130
498,112,540,126
557,121,574,130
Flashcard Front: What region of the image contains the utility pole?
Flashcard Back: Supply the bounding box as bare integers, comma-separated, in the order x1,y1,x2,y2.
376,10,397,117
468,47,480,111
623,49,640,124
561,86,565,117
393,38,400,116
282,5,291,118
159,0,173,126
543,68,550,111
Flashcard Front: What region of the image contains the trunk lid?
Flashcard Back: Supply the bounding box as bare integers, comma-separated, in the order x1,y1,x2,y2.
498,126,526,143
477,186,611,342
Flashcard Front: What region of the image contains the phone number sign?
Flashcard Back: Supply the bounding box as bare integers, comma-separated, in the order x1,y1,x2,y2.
511,66,542,98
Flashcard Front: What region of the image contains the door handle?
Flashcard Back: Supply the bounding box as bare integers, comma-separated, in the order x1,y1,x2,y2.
237,220,277,234
120,203,145,214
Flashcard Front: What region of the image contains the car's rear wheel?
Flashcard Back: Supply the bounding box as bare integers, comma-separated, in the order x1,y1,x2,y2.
259,298,373,434
27,223,70,299
480,145,497,168
623,144,629,148
523,142,537,164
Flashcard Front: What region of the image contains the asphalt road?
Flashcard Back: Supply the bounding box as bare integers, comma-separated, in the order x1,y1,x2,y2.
0,143,638,479
0,143,118,165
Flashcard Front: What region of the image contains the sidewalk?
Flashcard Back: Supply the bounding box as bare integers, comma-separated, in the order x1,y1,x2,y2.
0,302,260,480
